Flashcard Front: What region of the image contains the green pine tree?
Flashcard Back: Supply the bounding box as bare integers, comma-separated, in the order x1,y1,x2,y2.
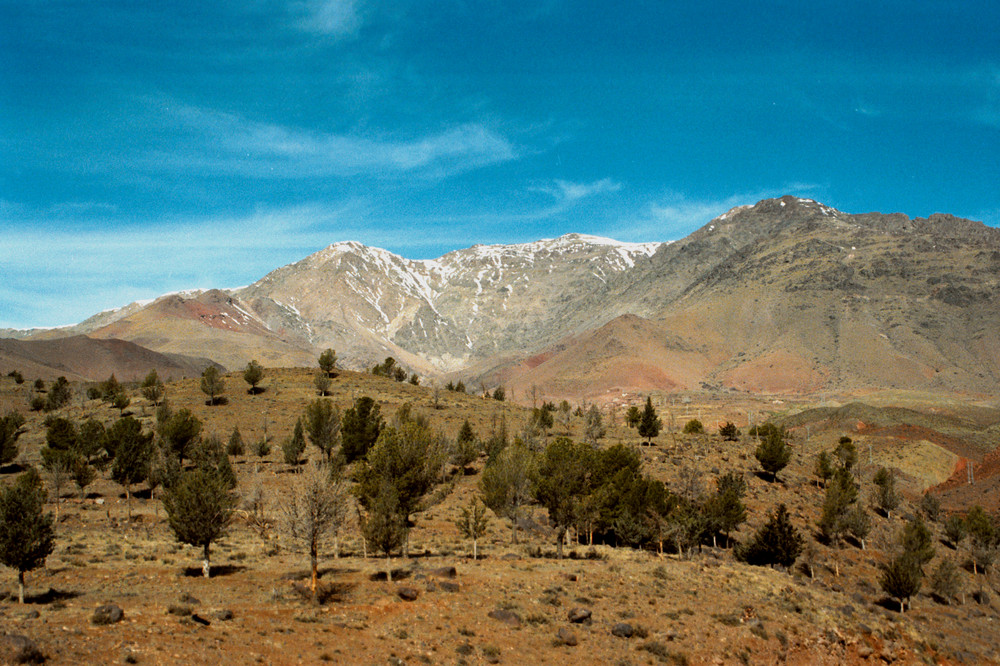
0,469,55,603
162,469,237,578
734,503,803,568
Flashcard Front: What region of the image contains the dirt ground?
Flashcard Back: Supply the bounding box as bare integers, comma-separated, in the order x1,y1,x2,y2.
2,370,1000,665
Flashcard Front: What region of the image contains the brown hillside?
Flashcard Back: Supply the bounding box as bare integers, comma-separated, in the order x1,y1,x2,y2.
88,290,317,370
0,335,217,382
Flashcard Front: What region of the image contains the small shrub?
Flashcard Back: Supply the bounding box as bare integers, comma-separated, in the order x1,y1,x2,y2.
920,493,942,523
226,427,245,456
683,419,704,434
253,438,271,457
930,558,962,604
524,612,550,626
639,641,689,665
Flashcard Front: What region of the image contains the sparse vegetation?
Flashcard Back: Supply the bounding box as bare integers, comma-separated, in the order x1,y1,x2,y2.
0,367,998,663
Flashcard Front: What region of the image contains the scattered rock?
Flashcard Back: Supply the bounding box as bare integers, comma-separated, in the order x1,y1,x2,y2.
0,634,45,664
456,643,474,656
424,581,437,592
439,581,461,593
21,610,40,620
179,593,201,605
397,587,420,602
611,622,634,638
857,645,873,658
488,609,521,628
91,604,124,626
555,627,578,646
566,574,578,582
430,566,457,578
191,613,211,626
214,609,234,621
567,608,592,624
369,569,411,582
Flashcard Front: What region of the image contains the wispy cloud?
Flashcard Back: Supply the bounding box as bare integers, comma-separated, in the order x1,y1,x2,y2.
524,177,622,214
549,178,621,203
150,104,518,180
0,201,378,327
292,0,363,37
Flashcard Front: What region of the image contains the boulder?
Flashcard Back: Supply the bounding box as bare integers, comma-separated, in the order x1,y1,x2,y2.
488,609,521,628
0,634,45,664
91,604,124,626
611,622,634,638
397,587,420,602
555,627,578,646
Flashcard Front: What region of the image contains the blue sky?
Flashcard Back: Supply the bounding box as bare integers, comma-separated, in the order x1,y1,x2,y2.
2,1,999,328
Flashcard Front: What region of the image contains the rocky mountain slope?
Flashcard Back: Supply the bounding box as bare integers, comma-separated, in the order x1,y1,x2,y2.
497,197,1000,398
7,197,999,398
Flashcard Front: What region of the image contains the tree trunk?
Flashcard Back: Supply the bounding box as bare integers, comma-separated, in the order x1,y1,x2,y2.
899,598,905,613
202,543,211,578
473,538,478,561
511,506,519,544
126,483,132,522
310,544,319,598
556,528,565,559
386,554,392,582
18,571,25,604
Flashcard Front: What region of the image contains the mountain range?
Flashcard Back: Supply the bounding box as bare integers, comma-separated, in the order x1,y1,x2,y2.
5,196,999,399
